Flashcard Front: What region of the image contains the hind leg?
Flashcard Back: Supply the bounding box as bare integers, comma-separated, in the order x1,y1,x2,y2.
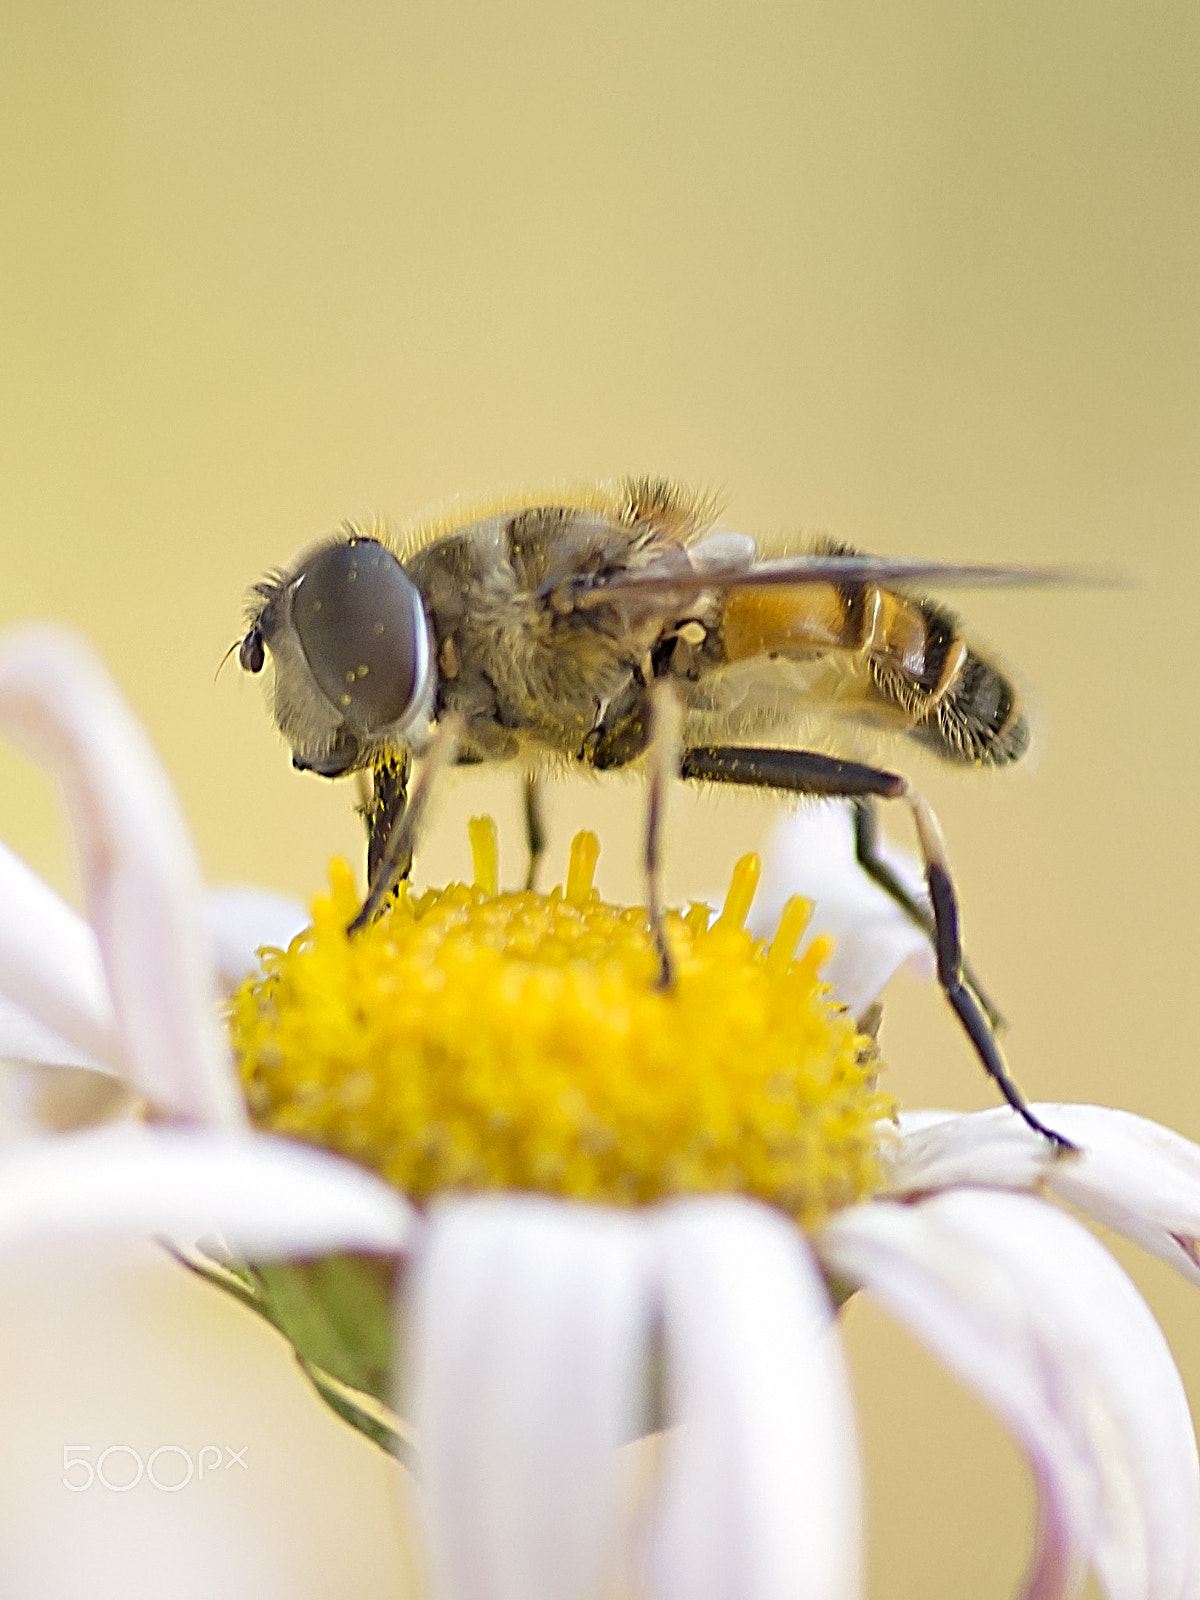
678,744,1071,1150
852,797,1006,1033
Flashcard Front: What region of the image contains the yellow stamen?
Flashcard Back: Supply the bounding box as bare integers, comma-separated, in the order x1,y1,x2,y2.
714,852,760,931
768,895,813,975
565,829,600,905
468,815,499,896
230,824,891,1229
797,933,835,982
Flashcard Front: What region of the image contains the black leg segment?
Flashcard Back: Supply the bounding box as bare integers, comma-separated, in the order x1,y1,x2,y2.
645,684,682,989
681,745,905,799
853,799,1006,1034
350,716,464,935
366,754,411,892
522,773,547,892
924,862,1071,1149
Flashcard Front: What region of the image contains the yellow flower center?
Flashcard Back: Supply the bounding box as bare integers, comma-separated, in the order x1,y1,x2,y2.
230,822,892,1228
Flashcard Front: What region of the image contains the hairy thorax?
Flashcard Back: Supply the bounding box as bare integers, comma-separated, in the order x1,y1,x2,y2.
403,502,682,767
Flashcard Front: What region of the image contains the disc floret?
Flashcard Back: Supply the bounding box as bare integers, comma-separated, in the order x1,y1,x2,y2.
230,824,891,1229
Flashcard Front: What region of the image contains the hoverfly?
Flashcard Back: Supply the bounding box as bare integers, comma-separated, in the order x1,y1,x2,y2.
239,478,1090,1147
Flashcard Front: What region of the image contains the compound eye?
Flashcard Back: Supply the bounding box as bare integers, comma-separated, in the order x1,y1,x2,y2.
292,727,362,777
291,539,429,731
239,628,265,673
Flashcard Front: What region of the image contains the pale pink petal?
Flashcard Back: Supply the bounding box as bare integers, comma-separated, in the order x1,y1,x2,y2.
649,1198,860,1600
820,1190,1200,1600
0,1122,414,1257
0,838,120,1070
204,886,308,992
0,627,243,1127
408,1196,654,1600
749,801,933,1014
889,1104,1200,1292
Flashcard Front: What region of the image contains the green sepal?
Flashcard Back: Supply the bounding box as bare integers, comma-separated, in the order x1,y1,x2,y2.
250,1255,393,1400
171,1245,415,1467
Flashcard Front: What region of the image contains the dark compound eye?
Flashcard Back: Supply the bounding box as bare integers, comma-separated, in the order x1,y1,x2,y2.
238,628,265,673
291,727,362,778
291,539,430,732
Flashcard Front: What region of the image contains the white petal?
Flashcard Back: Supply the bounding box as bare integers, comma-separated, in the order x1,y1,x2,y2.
820,1190,1200,1600
0,627,244,1126
0,1122,414,1257
1033,1104,1200,1292
649,1198,860,1600
0,994,109,1074
889,1104,1200,1292
205,885,309,992
0,838,120,1070
408,1196,654,1600
893,1107,956,1132
749,800,934,1014
884,1106,1059,1196
0,1060,133,1141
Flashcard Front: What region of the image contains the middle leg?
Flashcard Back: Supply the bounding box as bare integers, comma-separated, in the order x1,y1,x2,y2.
644,682,683,988
522,773,547,891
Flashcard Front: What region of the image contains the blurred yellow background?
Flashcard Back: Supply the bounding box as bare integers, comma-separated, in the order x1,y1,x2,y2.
0,1,1197,1595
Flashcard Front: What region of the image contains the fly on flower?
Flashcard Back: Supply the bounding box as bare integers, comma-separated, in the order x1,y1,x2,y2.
238,477,1104,1147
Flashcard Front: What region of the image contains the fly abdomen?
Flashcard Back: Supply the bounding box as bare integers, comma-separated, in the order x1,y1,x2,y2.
718,580,1029,768
903,636,1030,766
870,595,1029,767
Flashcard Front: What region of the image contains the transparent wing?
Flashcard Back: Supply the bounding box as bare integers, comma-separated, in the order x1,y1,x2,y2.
566,549,1122,617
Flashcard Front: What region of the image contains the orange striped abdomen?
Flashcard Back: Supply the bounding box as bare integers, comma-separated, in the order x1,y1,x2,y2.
718,583,1028,766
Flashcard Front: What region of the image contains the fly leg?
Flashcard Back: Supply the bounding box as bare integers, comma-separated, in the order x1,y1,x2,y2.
361,753,412,893
852,798,1006,1033
678,745,1073,1151
523,773,547,891
350,716,464,934
645,683,682,988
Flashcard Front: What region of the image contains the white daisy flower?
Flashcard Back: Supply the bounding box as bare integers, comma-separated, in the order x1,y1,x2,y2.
0,625,412,1259
1,622,1199,1600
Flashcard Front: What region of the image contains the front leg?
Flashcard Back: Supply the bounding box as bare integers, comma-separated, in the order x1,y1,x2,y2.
350,718,465,934
365,753,411,892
